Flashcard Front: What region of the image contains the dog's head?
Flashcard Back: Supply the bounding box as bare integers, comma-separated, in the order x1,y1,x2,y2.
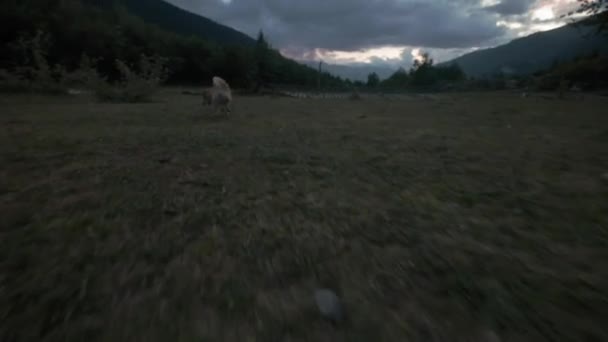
212,76,231,92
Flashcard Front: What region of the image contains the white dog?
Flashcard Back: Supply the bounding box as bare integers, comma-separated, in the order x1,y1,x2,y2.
202,88,213,105
211,76,232,115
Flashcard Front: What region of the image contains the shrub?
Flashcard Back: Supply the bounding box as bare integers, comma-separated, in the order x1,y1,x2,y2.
59,54,104,89
0,69,31,93
349,88,362,100
94,54,169,103
536,75,561,91
0,68,68,95
0,30,68,95
1,30,169,102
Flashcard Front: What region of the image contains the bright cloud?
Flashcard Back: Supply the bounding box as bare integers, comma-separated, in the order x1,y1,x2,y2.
326,46,406,63
167,0,588,67
411,48,425,63
532,5,556,21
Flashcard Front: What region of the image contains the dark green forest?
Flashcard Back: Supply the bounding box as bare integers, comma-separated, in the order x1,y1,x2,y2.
368,53,467,91
0,0,350,89
0,0,473,92
84,0,257,47
1,0,605,93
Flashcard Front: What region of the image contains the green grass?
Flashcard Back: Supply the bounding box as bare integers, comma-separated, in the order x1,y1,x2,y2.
1,90,607,341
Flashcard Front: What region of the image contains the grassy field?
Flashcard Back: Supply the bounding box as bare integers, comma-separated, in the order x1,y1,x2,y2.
1,90,607,342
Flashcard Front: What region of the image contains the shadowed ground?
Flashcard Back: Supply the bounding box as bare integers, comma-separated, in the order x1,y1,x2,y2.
1,90,607,341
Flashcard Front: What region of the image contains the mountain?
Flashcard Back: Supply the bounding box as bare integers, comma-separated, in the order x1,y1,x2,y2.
1,0,348,88
301,61,396,82
92,0,393,82
86,0,255,46
441,22,608,78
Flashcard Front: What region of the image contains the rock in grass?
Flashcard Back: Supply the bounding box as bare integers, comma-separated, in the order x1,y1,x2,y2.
314,289,343,323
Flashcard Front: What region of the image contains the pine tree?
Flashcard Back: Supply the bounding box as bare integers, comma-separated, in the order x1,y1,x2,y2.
254,30,271,91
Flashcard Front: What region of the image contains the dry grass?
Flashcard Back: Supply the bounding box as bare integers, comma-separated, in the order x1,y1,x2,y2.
1,90,607,342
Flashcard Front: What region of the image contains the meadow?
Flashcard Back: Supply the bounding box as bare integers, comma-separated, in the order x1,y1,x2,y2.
1,90,607,341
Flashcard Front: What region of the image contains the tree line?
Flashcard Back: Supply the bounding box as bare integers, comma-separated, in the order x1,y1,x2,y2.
0,0,470,93
0,0,348,90
1,0,604,94
364,52,466,91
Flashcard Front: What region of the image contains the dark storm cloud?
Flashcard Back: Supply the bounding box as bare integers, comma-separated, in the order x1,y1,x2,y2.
484,0,533,16
167,0,506,50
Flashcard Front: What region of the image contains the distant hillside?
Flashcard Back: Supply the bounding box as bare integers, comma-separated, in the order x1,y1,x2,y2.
301,61,395,82
1,0,348,88
442,21,608,78
535,55,608,90
86,0,255,46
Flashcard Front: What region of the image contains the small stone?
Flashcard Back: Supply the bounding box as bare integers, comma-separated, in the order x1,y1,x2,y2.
314,289,343,323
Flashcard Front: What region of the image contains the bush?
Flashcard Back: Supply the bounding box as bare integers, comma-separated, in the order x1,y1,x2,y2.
0,30,68,95
0,69,31,93
536,75,561,91
349,89,362,100
0,68,68,95
2,30,169,101
59,54,103,88
94,54,169,102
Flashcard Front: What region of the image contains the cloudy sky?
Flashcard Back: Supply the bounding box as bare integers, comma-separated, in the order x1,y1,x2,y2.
166,0,581,68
